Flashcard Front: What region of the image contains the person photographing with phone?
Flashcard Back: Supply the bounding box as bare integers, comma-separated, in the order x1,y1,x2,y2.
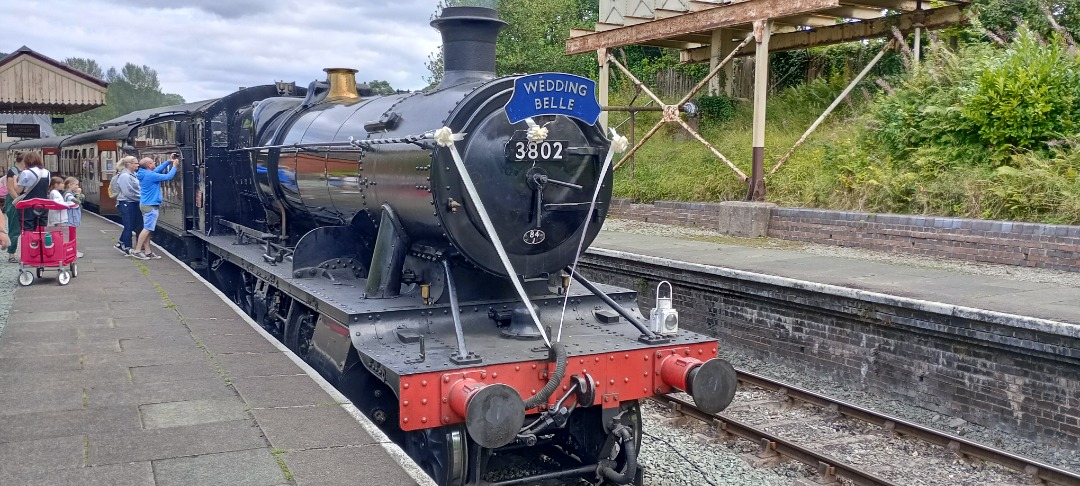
131,153,179,260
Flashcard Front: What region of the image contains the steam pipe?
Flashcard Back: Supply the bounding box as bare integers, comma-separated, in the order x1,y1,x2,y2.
599,426,640,485
522,341,567,410
569,271,657,338
443,259,470,360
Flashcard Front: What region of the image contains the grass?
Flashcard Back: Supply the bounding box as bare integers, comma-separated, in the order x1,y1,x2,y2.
608,76,1080,225
611,79,861,205
271,449,294,481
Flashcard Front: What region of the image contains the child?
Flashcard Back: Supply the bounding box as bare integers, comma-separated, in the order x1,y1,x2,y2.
63,177,84,228
47,177,68,226
63,177,85,258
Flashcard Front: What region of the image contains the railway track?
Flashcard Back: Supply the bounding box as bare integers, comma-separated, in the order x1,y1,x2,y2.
649,370,1080,486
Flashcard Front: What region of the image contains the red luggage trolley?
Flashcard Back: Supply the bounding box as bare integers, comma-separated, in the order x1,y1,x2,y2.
15,198,79,286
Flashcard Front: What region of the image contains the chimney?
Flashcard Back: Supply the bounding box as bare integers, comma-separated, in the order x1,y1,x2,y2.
430,6,506,88
324,68,360,102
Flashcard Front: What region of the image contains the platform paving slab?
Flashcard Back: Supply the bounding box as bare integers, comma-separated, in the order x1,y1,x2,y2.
284,445,421,486
0,435,86,472
0,461,155,486
0,365,132,390
0,352,82,372
139,397,251,429
232,374,339,409
0,215,430,485
87,418,268,466
128,360,223,385
182,316,259,335
0,405,142,444
0,384,85,416
198,330,284,355
79,345,210,369
252,405,381,450
86,378,237,408
215,351,308,378
151,448,288,486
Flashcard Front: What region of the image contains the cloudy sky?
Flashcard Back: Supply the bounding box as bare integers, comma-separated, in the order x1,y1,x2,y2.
2,0,446,102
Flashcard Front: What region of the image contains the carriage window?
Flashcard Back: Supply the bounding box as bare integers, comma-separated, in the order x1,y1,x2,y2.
211,112,228,147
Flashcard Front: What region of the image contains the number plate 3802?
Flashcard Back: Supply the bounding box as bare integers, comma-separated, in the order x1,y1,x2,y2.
506,140,566,162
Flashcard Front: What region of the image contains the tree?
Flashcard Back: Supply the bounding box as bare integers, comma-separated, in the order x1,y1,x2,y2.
495,0,599,77
364,80,396,95
425,0,600,84
56,59,185,135
974,0,1080,41
63,57,105,80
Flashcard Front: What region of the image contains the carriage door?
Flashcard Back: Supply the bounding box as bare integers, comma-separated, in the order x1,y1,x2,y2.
97,140,118,215
193,119,206,233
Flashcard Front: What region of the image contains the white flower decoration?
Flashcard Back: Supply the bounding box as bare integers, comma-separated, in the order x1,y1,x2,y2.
525,118,549,143
609,127,630,153
434,126,464,147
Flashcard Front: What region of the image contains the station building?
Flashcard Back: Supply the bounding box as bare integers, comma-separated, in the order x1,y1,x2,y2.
0,46,107,142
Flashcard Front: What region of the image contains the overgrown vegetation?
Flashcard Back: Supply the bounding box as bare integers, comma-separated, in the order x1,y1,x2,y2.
610,5,1080,225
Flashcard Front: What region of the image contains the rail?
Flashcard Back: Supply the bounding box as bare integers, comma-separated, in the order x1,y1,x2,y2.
735,370,1080,486
650,393,898,486
651,371,1080,486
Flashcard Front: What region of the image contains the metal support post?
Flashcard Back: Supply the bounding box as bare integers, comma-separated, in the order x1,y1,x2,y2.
747,19,771,201
598,48,610,130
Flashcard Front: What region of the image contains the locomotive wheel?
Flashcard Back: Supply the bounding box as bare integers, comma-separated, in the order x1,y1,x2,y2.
284,313,315,360
58,270,71,286
404,425,467,486
18,271,34,286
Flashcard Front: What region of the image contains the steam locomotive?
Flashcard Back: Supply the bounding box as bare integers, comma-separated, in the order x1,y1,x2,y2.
0,7,737,485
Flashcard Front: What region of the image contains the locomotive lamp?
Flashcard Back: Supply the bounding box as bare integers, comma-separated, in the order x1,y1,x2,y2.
649,281,679,336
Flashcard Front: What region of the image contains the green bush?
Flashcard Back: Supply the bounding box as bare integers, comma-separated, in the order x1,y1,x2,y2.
697,95,736,124
961,28,1080,152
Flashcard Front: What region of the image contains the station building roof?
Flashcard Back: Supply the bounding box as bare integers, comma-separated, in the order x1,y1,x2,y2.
566,0,970,60
0,46,108,115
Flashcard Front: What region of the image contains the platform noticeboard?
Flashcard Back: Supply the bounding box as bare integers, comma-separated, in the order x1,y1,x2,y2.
5,124,41,139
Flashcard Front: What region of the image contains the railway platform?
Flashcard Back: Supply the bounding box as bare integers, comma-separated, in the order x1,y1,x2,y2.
591,225,1079,325
0,215,431,486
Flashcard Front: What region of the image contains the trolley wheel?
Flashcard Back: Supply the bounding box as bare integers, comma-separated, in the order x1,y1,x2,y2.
58,270,71,286
18,271,34,286
71,263,78,278
36,267,43,279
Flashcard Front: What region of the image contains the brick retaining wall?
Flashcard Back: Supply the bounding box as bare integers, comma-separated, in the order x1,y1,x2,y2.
607,199,1080,272
580,252,1080,447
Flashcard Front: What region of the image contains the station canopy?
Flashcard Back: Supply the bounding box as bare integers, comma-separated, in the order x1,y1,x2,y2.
567,0,970,59
0,46,108,115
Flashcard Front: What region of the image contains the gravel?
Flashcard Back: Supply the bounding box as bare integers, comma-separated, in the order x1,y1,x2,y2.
602,218,1080,475
639,399,812,486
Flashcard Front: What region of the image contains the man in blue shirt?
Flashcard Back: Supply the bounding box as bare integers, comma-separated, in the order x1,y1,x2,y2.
131,154,178,260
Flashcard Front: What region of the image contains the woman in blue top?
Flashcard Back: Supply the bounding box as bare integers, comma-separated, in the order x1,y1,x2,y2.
130,154,178,260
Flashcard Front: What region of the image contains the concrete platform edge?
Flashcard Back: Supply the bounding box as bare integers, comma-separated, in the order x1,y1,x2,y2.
133,216,436,486
587,247,1080,338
